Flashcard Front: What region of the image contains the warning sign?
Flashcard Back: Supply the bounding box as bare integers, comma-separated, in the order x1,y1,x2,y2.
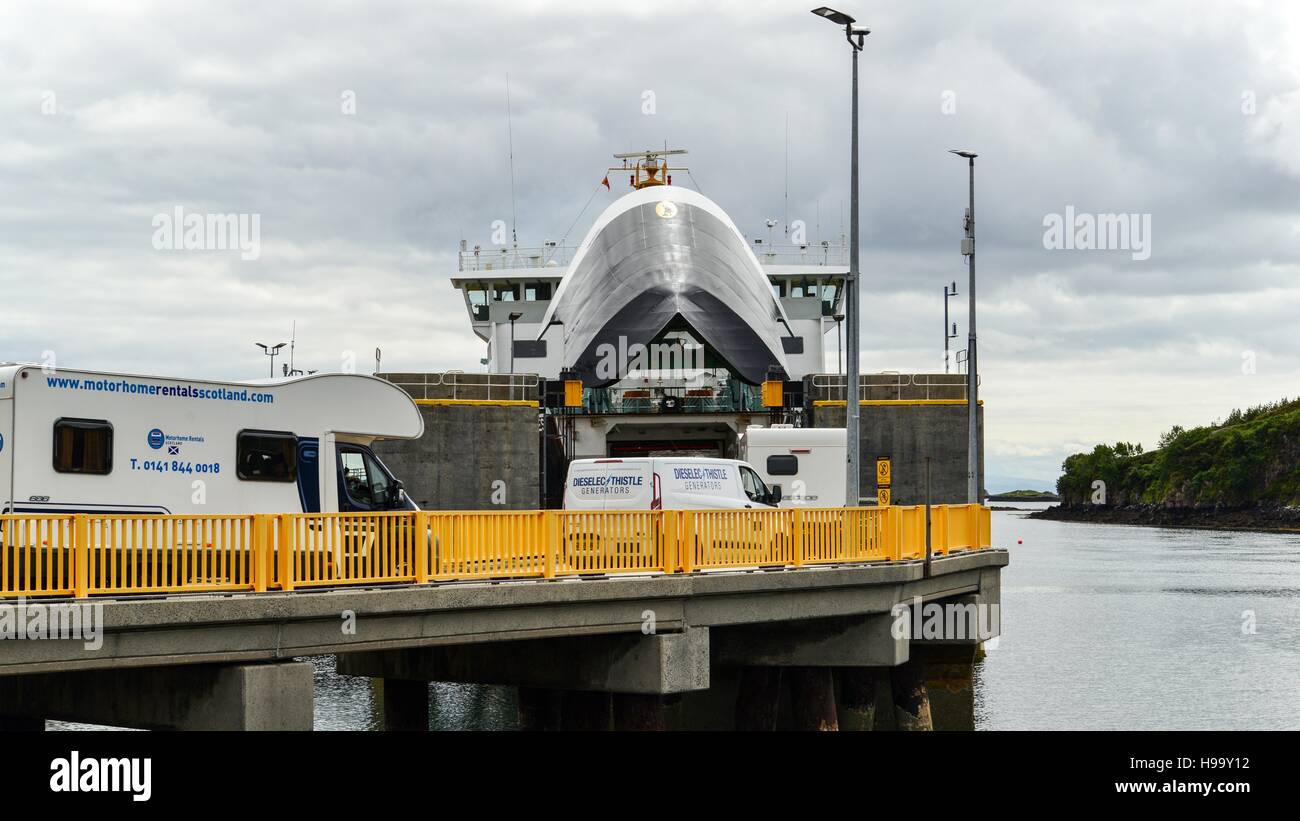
877,487,891,507
876,457,891,486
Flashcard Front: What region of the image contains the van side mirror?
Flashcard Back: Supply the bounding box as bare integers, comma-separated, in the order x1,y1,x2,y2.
768,485,782,504
390,480,406,508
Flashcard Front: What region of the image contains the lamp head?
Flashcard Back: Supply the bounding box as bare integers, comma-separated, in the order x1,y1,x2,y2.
811,6,855,25
949,149,978,159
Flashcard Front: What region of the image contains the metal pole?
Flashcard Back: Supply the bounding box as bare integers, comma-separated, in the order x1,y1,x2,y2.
845,34,861,508
924,456,932,578
837,318,843,375
943,286,950,374
965,157,978,504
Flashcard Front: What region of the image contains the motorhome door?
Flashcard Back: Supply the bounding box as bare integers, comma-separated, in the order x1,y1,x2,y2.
296,438,320,513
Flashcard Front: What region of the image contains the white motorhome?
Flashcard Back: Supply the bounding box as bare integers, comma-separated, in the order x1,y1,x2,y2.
0,364,423,516
563,456,780,510
739,425,847,508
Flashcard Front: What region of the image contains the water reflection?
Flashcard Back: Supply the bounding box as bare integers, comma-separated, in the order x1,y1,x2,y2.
310,654,518,731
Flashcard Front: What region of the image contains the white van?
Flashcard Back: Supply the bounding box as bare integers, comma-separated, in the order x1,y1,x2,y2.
739,425,847,508
0,364,424,516
563,457,781,510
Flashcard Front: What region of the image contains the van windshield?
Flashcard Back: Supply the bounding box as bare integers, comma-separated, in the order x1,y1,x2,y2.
739,466,771,503
340,448,392,508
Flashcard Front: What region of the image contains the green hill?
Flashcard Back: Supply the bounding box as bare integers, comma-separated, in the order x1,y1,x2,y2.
987,489,1060,501
1057,398,1300,507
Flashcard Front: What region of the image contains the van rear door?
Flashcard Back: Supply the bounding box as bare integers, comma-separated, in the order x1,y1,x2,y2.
564,459,652,510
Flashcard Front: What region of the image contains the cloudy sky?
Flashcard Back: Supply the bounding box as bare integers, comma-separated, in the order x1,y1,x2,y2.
2,0,1298,489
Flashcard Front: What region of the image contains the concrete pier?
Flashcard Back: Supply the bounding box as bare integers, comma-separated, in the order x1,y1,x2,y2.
0,662,314,731
0,549,1005,732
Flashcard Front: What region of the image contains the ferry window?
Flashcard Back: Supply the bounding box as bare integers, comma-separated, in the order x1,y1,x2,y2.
767,455,799,476
52,418,113,475
236,430,296,482
525,282,551,301
493,284,518,302
340,449,391,508
468,288,489,321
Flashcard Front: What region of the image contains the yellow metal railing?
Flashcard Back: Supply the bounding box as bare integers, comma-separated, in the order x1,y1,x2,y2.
0,505,993,599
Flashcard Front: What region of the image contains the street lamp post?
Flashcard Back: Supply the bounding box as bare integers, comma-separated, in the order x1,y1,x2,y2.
254,342,286,378
812,6,869,508
949,149,979,503
943,281,958,373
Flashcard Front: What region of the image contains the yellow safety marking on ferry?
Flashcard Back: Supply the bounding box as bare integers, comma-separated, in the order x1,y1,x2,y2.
0,505,993,599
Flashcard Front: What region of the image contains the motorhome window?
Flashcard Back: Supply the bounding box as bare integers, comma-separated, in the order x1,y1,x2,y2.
236,431,296,481
767,455,799,476
340,449,391,508
52,418,113,475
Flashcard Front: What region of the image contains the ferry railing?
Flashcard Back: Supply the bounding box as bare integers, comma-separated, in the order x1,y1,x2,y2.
0,505,993,599
747,242,850,267
382,371,541,403
582,383,766,414
810,372,979,402
457,245,577,272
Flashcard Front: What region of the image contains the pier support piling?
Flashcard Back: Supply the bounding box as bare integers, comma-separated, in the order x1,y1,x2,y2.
912,643,977,731
612,693,667,730
561,691,612,731
381,678,430,731
0,714,44,731
787,666,839,731
837,667,880,731
734,666,783,730
517,687,561,731
889,658,934,731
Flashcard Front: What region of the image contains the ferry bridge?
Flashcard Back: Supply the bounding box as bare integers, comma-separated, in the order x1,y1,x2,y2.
0,505,1003,731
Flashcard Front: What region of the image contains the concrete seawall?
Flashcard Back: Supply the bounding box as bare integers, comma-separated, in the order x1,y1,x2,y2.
815,403,984,505
373,403,539,510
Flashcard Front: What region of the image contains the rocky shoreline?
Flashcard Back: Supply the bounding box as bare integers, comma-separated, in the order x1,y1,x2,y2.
1029,504,1300,533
